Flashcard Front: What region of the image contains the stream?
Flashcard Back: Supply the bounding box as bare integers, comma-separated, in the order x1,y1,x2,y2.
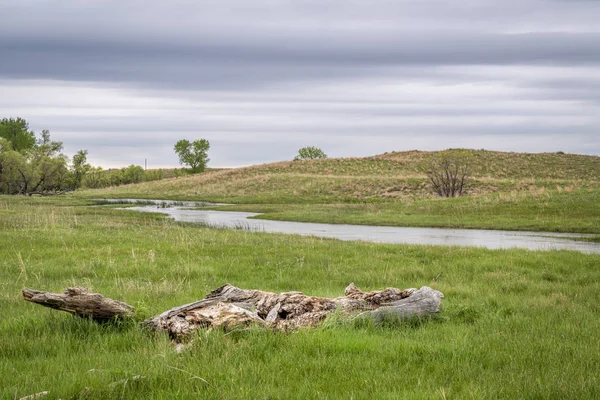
98,199,600,254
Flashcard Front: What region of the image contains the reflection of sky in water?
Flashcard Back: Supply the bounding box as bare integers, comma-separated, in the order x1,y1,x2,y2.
122,205,600,254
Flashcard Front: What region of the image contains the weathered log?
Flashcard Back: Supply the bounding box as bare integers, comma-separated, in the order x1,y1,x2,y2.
143,283,442,340
22,284,443,341
22,287,134,321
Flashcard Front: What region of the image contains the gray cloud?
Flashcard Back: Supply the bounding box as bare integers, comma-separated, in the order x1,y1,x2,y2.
0,0,599,167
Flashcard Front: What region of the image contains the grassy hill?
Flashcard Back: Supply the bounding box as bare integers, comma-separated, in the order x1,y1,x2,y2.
81,149,599,204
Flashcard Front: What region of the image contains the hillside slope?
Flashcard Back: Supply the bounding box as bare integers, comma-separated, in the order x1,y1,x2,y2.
81,149,599,203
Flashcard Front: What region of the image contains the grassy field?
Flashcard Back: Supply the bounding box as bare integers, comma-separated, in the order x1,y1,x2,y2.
79,150,600,204
75,150,600,234
1,196,599,399
217,188,600,234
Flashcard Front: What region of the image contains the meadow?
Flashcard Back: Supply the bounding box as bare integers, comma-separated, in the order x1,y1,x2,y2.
1,196,599,399
217,188,600,234
81,150,599,204
80,150,600,234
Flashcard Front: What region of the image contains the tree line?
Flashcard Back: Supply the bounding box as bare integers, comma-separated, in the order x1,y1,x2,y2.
0,118,211,195
0,117,91,195
7,116,472,198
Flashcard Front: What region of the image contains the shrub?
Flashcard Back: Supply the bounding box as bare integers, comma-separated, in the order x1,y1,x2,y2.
426,150,472,197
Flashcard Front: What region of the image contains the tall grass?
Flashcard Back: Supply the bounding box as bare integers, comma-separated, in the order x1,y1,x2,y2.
1,196,599,398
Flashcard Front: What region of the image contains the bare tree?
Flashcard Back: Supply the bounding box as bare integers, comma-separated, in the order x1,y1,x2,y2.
426,150,471,197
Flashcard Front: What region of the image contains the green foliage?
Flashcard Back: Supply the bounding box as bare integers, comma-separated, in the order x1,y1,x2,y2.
71,150,91,190
0,139,71,195
0,117,94,194
81,166,108,189
0,137,12,153
121,165,145,184
0,117,36,153
36,129,63,157
174,139,210,173
82,165,160,189
294,146,328,160
143,168,165,182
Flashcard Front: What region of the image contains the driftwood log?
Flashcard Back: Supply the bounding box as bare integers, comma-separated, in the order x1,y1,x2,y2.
22,287,134,321
23,284,443,340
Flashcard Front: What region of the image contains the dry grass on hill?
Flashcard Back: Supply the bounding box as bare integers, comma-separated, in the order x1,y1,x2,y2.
83,149,599,203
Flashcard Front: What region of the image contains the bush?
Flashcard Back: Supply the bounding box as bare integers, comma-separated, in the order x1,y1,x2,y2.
426,150,472,197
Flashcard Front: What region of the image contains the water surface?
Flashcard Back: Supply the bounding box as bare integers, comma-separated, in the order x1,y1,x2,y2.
109,201,600,254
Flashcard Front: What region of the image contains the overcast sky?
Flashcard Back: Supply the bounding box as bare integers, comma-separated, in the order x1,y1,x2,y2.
1,0,599,168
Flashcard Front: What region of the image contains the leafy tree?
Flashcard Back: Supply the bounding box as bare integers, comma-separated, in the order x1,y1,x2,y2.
0,137,12,153
143,169,165,182
122,165,145,184
174,139,210,172
426,150,472,198
0,148,69,195
0,138,11,180
0,121,88,195
71,149,91,189
294,146,328,160
82,166,108,189
36,129,64,157
0,117,36,153
0,150,26,194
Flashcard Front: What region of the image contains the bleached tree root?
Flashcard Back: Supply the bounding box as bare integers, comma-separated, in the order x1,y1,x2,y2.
23,284,444,341
22,287,135,321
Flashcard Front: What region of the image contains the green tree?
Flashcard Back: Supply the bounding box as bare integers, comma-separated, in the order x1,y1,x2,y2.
294,146,328,160
36,129,64,157
0,117,36,153
0,148,69,195
0,124,84,195
71,149,91,189
0,138,11,180
122,165,145,184
174,139,210,173
0,137,12,153
82,166,108,189
0,150,26,194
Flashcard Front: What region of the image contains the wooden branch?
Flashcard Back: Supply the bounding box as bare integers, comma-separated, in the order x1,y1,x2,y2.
22,287,134,321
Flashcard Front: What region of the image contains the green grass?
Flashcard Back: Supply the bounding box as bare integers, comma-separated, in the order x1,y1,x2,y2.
216,188,600,233
1,196,599,399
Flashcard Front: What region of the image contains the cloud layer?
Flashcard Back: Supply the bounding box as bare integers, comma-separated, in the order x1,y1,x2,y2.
1,0,599,167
